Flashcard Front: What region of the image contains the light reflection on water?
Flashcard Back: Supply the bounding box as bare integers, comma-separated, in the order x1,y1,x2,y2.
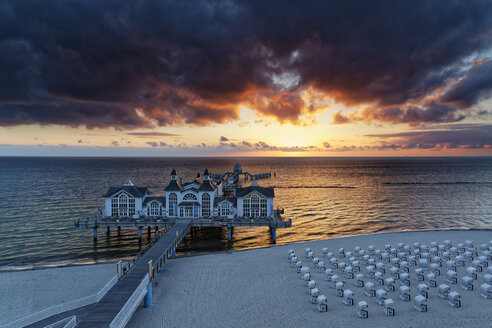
0,157,491,267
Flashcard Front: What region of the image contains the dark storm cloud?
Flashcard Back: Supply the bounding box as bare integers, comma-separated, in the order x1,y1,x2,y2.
1,0,492,128
365,124,492,149
441,60,492,107
332,101,469,126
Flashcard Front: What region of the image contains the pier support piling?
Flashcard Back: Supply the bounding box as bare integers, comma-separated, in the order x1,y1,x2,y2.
106,226,110,236
117,226,121,234
271,227,276,243
172,248,176,257
228,227,232,241
93,227,97,241
138,227,142,240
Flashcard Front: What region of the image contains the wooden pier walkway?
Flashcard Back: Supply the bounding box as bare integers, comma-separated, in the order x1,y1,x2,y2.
76,219,192,328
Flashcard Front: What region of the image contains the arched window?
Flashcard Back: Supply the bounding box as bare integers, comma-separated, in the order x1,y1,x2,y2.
202,193,210,217
128,198,135,216
250,194,260,217
243,198,250,217
183,193,197,200
118,194,128,216
219,202,232,216
149,201,160,216
168,193,177,216
242,193,265,218
260,198,267,217
111,198,118,216
111,192,135,217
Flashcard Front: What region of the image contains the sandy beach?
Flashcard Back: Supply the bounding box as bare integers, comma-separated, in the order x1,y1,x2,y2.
126,230,492,328
0,263,116,326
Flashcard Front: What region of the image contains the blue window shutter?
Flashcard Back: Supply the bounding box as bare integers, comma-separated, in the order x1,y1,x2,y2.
193,204,197,216
174,204,178,215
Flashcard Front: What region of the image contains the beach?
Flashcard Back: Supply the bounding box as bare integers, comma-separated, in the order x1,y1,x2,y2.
1,230,490,327
126,230,491,328
0,263,116,326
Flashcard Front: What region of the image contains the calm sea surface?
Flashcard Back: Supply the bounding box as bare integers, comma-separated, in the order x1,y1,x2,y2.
0,157,491,269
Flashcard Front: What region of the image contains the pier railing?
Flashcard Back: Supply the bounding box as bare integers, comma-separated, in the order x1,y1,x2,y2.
75,210,291,229
109,274,149,328
0,274,118,328
76,219,193,328
118,227,169,278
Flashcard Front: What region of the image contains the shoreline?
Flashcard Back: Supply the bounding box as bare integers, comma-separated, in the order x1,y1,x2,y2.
1,229,491,327
2,227,491,272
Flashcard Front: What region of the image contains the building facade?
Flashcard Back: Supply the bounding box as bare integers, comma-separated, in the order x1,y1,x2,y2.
103,167,275,219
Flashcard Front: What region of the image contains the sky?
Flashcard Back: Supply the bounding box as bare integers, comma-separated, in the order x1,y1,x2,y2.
1,0,492,156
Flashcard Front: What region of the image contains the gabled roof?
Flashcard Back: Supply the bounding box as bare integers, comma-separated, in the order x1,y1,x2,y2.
165,179,182,192
182,181,201,187
143,196,166,206
102,185,149,198
198,179,215,191
214,197,237,207
235,185,274,198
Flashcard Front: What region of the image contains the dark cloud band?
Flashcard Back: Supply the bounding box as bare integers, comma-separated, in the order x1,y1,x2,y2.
1,0,492,128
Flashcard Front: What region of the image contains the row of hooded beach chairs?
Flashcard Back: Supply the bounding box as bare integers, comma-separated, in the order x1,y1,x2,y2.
288,239,491,318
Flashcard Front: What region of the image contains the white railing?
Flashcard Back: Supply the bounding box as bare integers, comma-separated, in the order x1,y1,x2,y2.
0,274,118,328
110,274,149,328
43,315,77,328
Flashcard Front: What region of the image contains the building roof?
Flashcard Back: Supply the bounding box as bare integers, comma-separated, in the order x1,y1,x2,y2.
143,196,166,206
165,179,183,192
235,185,274,198
198,179,215,191
177,201,201,207
234,162,242,174
182,181,201,187
102,185,149,198
214,197,237,207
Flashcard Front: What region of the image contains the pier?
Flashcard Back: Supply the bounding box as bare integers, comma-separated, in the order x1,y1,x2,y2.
70,165,291,326
76,219,192,328
75,210,291,243
72,212,291,327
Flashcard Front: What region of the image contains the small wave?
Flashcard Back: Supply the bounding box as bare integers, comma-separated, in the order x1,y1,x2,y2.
274,185,356,189
0,261,100,272
0,265,34,271
383,181,492,185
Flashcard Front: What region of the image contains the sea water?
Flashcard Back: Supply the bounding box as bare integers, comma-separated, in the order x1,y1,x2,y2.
0,157,490,268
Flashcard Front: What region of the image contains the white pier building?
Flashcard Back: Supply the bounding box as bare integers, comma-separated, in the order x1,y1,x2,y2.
102,166,275,220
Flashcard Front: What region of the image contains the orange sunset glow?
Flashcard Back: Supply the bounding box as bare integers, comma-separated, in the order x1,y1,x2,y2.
0,1,491,156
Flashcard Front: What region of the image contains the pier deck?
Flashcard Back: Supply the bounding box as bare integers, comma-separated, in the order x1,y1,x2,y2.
75,212,292,230
76,219,192,328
